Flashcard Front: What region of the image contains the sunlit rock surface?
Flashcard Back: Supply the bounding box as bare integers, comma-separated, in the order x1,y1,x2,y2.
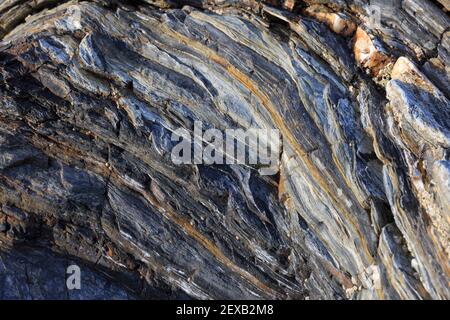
0,0,449,299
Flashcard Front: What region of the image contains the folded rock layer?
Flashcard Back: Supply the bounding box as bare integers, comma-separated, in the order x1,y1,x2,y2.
0,0,448,299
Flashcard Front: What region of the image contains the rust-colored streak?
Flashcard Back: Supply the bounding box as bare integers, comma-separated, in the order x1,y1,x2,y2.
161,24,375,265
116,173,281,298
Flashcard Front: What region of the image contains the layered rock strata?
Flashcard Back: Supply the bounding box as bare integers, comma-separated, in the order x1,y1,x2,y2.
0,0,449,299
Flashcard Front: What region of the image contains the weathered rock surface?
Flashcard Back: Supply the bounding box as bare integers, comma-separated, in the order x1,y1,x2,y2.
0,244,135,299
0,0,448,299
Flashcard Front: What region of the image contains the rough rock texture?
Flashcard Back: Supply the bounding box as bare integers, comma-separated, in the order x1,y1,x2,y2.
0,244,135,299
0,0,448,299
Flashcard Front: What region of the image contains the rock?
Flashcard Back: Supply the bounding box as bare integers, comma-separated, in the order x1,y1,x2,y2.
0,244,135,300
353,27,393,79
0,0,448,300
304,5,356,36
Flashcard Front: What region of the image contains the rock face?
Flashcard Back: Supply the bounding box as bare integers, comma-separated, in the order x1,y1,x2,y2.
0,0,448,300
0,245,135,299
